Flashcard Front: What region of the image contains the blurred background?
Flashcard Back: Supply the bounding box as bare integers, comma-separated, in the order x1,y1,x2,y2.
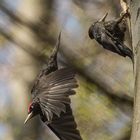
0,0,134,140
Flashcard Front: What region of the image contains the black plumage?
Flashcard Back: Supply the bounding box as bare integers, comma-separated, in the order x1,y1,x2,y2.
88,13,133,61
24,33,82,140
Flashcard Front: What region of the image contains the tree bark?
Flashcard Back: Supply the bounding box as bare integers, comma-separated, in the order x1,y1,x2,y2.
130,0,140,139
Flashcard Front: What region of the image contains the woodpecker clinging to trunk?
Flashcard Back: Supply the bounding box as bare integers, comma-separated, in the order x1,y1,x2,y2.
88,12,133,62
24,33,83,140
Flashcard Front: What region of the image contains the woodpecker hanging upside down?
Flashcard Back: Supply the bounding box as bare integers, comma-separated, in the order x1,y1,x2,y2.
88,12,133,62
24,33,83,140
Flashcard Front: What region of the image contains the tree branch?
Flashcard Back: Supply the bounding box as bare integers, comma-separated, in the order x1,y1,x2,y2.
129,0,140,139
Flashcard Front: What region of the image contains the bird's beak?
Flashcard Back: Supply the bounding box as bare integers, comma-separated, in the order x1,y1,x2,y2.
24,112,33,124
99,13,108,22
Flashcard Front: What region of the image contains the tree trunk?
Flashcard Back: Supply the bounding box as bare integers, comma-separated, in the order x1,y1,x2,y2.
130,0,140,139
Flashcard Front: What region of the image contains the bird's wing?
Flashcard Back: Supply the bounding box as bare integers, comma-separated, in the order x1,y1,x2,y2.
30,32,61,97
33,68,78,121
48,104,83,140
105,30,133,56
100,30,123,55
45,31,61,74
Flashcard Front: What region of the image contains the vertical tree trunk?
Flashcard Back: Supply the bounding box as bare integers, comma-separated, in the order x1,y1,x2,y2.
130,0,140,140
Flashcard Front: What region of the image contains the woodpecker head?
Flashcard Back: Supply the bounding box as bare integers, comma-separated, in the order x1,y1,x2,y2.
24,102,40,124
88,24,95,39
88,13,108,39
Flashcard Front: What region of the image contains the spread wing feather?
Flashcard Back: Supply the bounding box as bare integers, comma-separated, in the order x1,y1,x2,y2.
48,105,82,140
32,68,78,121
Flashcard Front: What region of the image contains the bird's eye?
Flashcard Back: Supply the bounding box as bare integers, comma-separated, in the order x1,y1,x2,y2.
28,102,34,113
31,105,34,109
30,104,34,110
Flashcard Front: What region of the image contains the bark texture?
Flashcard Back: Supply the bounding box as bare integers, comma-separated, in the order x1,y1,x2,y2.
130,0,140,139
